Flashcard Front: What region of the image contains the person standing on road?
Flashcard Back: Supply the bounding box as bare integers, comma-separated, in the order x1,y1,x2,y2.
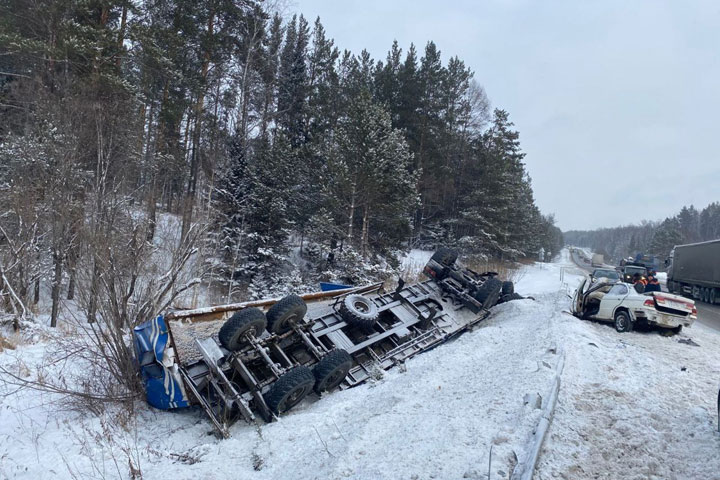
645,275,661,292
632,273,646,293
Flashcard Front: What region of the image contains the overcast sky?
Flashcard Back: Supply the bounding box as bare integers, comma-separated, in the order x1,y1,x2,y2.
292,0,720,231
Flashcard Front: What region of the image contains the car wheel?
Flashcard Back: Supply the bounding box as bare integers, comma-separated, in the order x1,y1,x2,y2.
614,310,633,333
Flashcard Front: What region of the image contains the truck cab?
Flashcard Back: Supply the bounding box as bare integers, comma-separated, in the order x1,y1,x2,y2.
619,263,648,284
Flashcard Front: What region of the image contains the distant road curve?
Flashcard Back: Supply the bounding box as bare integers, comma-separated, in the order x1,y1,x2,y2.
568,249,720,333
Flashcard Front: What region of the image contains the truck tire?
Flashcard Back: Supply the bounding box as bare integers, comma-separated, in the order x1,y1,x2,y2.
264,366,315,415
501,281,514,296
313,349,353,393
614,310,633,333
431,247,458,267
218,308,267,351
266,294,307,334
474,277,503,309
339,294,379,331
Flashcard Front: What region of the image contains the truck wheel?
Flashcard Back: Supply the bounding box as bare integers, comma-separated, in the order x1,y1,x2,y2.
218,308,267,351
671,325,683,335
501,281,514,296
266,294,307,334
313,349,353,393
431,247,458,267
614,310,634,333
474,277,503,308
339,294,379,331
264,366,315,415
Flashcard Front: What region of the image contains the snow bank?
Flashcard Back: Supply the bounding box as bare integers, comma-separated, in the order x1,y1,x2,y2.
0,283,565,480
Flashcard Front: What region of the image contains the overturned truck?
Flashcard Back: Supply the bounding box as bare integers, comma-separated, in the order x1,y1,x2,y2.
133,249,522,437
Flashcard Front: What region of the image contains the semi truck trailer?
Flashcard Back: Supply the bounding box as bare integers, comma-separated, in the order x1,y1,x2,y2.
591,253,604,267
667,239,720,304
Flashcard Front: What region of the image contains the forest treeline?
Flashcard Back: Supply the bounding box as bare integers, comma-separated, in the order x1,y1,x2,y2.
0,0,562,323
564,203,720,265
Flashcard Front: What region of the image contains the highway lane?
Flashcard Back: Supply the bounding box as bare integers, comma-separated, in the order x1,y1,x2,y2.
696,302,720,332
568,249,720,332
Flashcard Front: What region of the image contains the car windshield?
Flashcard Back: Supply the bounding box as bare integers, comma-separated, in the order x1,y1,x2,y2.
593,269,619,280
625,266,646,275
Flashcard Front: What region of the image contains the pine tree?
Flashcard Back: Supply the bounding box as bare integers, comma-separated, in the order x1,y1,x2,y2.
327,90,418,257
276,14,309,146
650,217,682,256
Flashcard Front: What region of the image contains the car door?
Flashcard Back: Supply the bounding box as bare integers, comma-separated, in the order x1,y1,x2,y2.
597,283,630,319
572,278,587,314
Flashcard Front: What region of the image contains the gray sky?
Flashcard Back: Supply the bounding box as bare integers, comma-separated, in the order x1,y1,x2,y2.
293,0,720,231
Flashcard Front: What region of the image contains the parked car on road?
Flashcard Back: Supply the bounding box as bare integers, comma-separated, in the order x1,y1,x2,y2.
571,278,696,333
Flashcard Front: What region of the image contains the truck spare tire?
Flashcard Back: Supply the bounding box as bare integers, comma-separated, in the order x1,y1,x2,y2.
339,294,379,331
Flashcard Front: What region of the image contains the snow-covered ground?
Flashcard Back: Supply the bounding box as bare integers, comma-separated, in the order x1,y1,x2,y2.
1,250,719,479
399,249,434,274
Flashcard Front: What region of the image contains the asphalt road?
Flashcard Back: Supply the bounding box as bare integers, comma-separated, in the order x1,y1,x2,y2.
696,302,720,332
568,249,720,333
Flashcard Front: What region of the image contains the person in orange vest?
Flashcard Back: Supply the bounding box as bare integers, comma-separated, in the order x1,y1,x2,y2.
645,274,661,293
632,273,646,292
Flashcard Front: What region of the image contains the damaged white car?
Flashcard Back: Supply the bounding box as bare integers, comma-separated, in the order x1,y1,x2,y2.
572,278,697,333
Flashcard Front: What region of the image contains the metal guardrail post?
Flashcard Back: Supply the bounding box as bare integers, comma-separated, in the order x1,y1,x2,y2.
510,351,566,480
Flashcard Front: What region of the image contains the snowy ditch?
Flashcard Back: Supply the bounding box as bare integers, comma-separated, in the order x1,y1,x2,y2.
1,250,719,479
